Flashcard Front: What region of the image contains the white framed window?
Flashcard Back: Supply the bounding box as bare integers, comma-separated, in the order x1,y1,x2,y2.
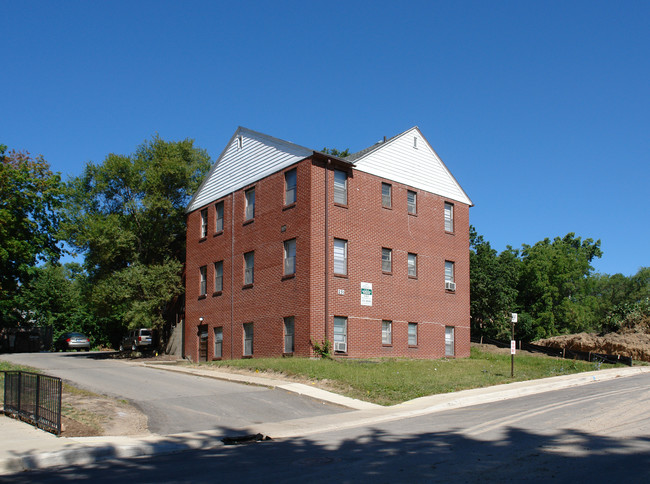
244,251,254,285
333,238,348,275
334,316,347,353
200,209,208,238
334,169,347,205
243,323,253,356
214,327,223,358
215,201,224,233
285,169,297,205
444,202,454,232
382,248,392,273
382,320,392,345
284,238,296,276
445,261,456,291
408,253,417,278
407,190,417,215
445,326,455,356
245,187,255,220
214,261,223,293
284,316,295,353
408,322,418,346
199,266,207,296
382,182,392,208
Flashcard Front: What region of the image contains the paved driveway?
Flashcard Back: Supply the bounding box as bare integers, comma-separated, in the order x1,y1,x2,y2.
0,352,346,435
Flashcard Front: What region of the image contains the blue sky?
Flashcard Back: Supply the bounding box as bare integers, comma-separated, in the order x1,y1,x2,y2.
2,1,648,276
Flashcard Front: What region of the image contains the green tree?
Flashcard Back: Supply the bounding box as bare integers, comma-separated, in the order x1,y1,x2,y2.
321,147,350,158
64,136,211,343
0,146,65,326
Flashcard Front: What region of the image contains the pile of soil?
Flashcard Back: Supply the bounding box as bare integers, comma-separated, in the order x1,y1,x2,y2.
535,332,650,362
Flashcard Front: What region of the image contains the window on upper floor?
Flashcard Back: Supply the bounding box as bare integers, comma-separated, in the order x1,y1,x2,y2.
382,320,392,345
382,248,392,273
285,169,297,205
244,251,254,286
284,238,296,276
445,261,456,292
245,188,255,221
382,182,392,208
199,266,207,296
215,201,224,233
407,190,417,215
333,238,348,276
408,253,417,278
200,209,208,238
444,202,454,233
334,169,347,205
214,260,223,293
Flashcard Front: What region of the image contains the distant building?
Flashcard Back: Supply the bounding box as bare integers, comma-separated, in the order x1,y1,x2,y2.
184,127,472,361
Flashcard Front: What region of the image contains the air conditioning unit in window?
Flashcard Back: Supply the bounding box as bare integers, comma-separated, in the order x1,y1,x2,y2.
445,281,456,291
334,342,347,353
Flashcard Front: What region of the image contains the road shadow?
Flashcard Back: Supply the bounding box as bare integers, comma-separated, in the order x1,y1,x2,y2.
3,423,650,482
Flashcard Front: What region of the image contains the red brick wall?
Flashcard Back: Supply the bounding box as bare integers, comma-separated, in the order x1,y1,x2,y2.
185,156,470,361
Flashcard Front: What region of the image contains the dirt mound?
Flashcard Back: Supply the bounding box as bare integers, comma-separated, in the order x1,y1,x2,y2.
535,332,650,362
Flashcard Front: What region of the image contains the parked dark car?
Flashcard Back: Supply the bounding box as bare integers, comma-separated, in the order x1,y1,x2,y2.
119,328,153,352
54,332,90,352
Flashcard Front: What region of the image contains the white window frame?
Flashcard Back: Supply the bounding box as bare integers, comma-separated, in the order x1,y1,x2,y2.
214,327,223,358
382,182,392,208
284,316,295,353
333,238,348,275
382,247,392,273
215,201,224,233
244,251,254,285
285,169,297,205
199,266,207,296
407,190,417,215
214,260,223,293
445,261,455,282
408,253,417,278
200,209,208,238
334,169,348,205
284,239,296,276
382,320,392,345
408,322,418,346
334,316,347,353
243,323,253,356
245,187,255,221
445,326,455,357
444,202,454,232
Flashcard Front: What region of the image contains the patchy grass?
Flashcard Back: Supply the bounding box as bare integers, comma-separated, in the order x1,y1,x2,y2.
196,347,614,406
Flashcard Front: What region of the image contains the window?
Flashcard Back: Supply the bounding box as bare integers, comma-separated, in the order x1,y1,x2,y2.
334,316,347,353
215,201,224,233
284,316,295,353
334,169,347,205
333,238,348,275
382,248,392,273
382,320,392,345
284,238,296,276
244,251,254,285
199,266,207,296
245,188,255,221
408,253,417,278
214,327,223,358
382,183,392,208
445,326,455,356
444,202,454,232
407,190,417,214
200,209,208,238
285,169,297,205
408,323,418,346
243,323,253,356
445,261,455,291
214,261,223,293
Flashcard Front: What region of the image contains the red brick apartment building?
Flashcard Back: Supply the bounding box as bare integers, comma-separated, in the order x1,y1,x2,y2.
184,127,473,361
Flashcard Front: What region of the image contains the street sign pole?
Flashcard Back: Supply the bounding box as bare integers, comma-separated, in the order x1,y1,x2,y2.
511,313,517,378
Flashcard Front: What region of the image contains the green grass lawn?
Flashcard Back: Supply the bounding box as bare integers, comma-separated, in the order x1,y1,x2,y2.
196,347,614,406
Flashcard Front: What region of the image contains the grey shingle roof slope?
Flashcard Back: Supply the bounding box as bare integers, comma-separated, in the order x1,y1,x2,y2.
346,132,401,162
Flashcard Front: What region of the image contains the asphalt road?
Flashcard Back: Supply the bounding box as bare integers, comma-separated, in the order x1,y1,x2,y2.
0,352,346,434
3,368,650,482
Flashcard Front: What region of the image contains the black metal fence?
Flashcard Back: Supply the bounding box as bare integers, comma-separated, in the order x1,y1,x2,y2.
2,371,62,435
471,335,633,366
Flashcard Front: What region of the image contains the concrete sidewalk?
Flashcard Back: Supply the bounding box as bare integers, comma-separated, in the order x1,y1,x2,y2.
2,364,649,476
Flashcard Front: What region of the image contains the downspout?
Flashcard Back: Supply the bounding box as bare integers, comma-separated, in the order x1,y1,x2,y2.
324,160,330,341
230,192,235,359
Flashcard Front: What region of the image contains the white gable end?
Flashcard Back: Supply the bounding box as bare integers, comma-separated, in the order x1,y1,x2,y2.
187,128,313,212
353,128,472,206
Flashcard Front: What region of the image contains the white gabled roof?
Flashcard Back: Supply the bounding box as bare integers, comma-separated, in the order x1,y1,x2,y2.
187,127,314,212
350,127,473,206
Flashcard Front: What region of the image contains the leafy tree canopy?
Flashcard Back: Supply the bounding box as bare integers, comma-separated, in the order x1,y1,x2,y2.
321,147,350,158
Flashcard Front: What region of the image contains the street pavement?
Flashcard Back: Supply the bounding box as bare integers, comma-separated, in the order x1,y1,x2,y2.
1,363,649,476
